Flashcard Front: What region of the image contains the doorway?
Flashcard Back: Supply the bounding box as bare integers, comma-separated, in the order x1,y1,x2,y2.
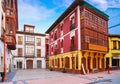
17,62,22,69
37,60,42,68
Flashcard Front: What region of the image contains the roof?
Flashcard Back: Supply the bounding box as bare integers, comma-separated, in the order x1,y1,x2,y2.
24,24,35,28
109,34,120,38
46,0,109,33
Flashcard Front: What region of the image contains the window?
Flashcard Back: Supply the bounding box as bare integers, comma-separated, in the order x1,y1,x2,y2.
61,40,63,48
70,37,75,51
51,46,53,54
70,17,75,31
85,36,90,43
89,13,92,21
25,46,34,56
25,35,34,44
18,36,22,44
54,32,57,40
18,48,22,56
61,24,63,31
37,49,41,57
37,38,41,46
113,41,117,49
95,16,98,24
118,41,120,49
60,24,63,36
25,27,34,33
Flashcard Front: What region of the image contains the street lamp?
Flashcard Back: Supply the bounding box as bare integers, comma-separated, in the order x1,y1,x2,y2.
3,34,7,81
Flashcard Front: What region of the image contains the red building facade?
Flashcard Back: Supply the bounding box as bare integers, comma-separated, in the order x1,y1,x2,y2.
46,0,109,73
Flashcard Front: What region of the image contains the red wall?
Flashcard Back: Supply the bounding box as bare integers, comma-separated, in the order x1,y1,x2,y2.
49,8,79,56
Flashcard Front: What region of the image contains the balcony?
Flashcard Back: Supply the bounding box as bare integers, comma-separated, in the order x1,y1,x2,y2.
25,41,34,45
6,34,16,50
70,24,75,31
5,6,17,50
25,53,35,58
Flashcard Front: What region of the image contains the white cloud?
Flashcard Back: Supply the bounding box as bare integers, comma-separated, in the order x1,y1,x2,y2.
62,0,74,7
53,0,74,8
18,0,55,22
88,0,120,10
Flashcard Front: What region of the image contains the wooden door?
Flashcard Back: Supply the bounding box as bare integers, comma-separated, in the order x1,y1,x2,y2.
26,60,33,69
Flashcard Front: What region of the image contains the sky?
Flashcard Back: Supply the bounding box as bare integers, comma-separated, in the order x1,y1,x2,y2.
18,0,120,34
105,8,120,34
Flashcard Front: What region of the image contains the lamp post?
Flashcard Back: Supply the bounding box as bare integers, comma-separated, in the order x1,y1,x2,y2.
3,34,7,81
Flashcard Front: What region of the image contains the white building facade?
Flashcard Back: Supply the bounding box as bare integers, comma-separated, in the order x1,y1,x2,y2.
12,25,46,69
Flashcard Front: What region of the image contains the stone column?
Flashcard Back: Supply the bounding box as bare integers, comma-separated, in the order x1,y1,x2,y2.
110,57,112,67
99,57,102,69
90,53,93,70
70,56,72,69
60,57,62,68
78,51,82,70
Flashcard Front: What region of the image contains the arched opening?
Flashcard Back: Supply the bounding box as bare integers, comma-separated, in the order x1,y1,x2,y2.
102,58,105,69
65,57,69,68
72,57,75,69
93,57,96,68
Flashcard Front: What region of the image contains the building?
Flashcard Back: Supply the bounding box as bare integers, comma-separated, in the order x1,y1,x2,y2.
0,0,18,73
12,24,46,69
46,0,109,73
106,34,120,68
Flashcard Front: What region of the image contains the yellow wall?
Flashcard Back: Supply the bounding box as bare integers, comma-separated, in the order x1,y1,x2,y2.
49,51,82,70
49,50,106,72
106,36,120,67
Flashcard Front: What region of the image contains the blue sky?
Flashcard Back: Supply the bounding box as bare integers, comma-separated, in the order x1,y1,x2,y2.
18,0,120,33
105,8,120,34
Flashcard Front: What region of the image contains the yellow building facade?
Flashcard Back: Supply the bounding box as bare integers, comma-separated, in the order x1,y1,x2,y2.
106,35,120,68
49,50,106,74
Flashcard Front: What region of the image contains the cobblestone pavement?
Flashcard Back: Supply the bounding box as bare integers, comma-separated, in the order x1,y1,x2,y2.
0,69,120,84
